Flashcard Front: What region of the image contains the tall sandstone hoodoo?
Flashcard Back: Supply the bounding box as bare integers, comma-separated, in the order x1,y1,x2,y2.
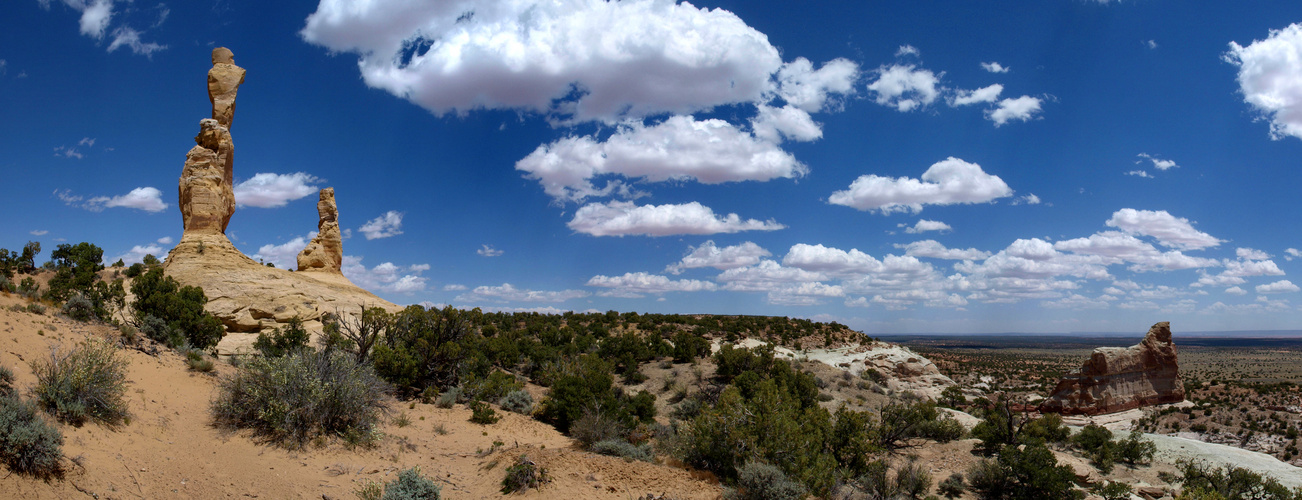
296,188,343,272
178,48,244,235
1039,321,1185,416
165,47,399,354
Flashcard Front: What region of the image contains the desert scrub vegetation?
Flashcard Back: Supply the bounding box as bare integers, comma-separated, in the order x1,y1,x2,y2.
44,242,126,322
130,267,224,349
725,461,806,500
356,466,441,500
1172,459,1302,500
0,365,65,478
32,335,130,426
211,349,389,448
253,316,310,358
501,454,547,494
670,344,962,496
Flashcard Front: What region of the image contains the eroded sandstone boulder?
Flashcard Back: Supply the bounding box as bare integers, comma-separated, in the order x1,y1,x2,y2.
297,188,343,272
1039,321,1185,416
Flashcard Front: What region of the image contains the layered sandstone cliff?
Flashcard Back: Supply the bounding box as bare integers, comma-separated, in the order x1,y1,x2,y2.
1039,321,1185,416
164,48,399,354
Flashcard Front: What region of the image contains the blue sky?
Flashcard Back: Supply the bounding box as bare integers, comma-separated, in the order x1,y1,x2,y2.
3,0,1302,334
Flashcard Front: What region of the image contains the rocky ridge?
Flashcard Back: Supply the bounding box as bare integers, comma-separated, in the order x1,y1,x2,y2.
1040,321,1186,415
164,48,399,354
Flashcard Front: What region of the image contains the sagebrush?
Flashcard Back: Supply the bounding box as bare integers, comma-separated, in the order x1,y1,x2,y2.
212,349,389,447
31,336,130,426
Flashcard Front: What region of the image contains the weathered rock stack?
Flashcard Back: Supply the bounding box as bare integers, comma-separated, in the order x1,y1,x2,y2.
296,188,343,272
164,47,399,354
1039,321,1185,415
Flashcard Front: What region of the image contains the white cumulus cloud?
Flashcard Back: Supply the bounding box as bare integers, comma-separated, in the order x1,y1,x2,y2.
950,84,1003,106
665,241,770,274
896,240,992,261
359,211,404,240
74,186,168,213
568,201,784,237
233,172,321,208
300,0,783,123
981,62,1010,73
456,283,589,303
113,244,163,266
516,115,808,203
828,157,1013,214
342,255,429,294
776,57,859,112
1257,280,1300,294
867,64,942,112
1225,23,1302,140
477,244,504,257
1105,208,1222,250
986,95,1043,126
587,272,717,298
902,219,952,234
1137,153,1179,170
251,236,309,269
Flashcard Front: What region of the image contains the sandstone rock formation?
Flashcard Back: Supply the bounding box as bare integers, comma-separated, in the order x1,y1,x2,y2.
1039,321,1185,416
179,119,236,234
208,47,245,131
165,47,399,354
296,188,343,272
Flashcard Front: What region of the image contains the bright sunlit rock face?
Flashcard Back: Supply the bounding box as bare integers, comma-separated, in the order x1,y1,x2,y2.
1040,321,1186,416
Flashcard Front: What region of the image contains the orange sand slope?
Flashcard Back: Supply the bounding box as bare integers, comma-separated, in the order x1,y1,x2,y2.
0,293,720,499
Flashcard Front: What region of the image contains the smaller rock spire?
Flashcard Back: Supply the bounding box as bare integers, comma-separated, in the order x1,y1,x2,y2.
297,188,344,272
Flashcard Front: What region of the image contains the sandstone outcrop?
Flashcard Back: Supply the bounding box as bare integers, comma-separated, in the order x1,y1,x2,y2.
1039,321,1185,416
165,47,399,354
296,188,343,272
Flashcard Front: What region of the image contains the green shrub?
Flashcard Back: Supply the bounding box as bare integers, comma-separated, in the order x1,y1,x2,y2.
1175,459,1298,500
211,349,389,448
371,305,472,395
253,317,310,358
570,409,626,447
0,391,64,477
671,332,711,363
468,400,499,425
894,460,933,499
124,263,145,278
501,454,547,493
937,473,965,498
185,349,215,372
44,242,103,303
968,442,1082,500
31,336,130,426
1115,430,1155,466
435,387,460,409
499,389,534,415
1095,481,1132,500
62,293,95,321
463,370,523,402
728,461,806,500
590,438,654,462
131,268,225,349
1020,413,1071,445
381,466,440,500
1072,424,1115,473
26,303,46,315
